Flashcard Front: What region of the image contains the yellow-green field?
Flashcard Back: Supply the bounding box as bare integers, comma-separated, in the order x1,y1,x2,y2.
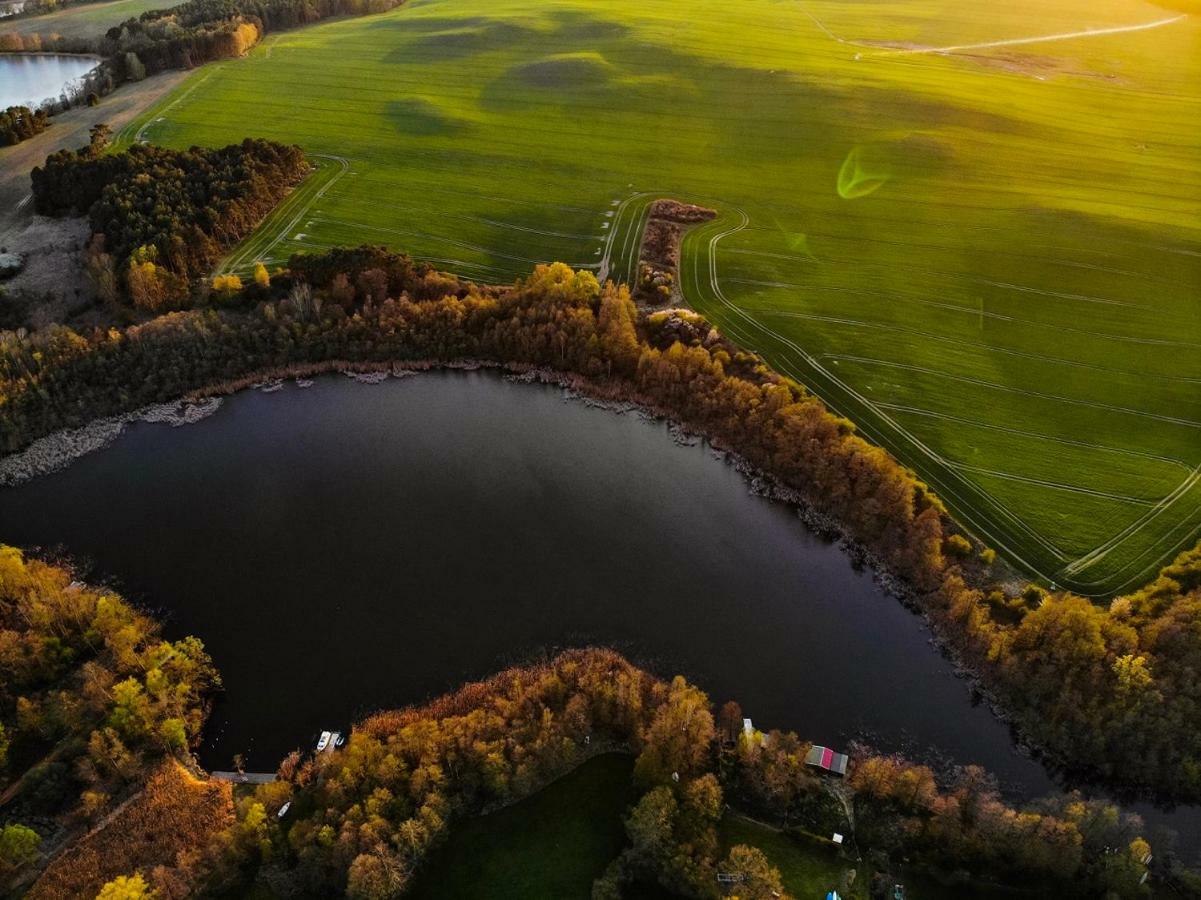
117,0,1201,595
3,0,167,40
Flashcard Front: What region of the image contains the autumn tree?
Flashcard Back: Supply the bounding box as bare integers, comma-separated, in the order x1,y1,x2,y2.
721,845,789,900
96,873,159,899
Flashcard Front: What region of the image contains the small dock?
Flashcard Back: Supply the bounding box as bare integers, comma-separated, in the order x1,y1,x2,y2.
211,771,278,784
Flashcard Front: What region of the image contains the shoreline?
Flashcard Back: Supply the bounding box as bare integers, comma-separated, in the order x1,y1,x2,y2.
0,359,1113,802
5,360,1199,850
0,396,221,486
0,51,104,60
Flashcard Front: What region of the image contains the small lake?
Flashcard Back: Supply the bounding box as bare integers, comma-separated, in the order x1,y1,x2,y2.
0,54,97,110
0,371,1195,852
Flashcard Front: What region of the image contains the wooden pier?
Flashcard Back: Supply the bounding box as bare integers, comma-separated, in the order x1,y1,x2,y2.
210,771,278,784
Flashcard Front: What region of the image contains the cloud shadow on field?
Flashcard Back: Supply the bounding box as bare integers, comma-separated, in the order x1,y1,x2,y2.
387,20,542,61
385,98,469,136
362,14,490,32
543,8,631,42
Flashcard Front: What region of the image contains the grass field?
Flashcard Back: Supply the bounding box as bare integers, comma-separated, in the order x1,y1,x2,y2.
116,0,1201,595
405,753,665,899
2,0,167,40
719,815,1026,899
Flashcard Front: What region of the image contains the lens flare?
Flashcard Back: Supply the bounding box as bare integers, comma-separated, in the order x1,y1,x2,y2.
837,146,890,199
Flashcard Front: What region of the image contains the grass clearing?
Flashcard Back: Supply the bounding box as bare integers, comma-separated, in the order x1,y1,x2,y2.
719,814,1027,899
117,0,1201,595
406,753,645,899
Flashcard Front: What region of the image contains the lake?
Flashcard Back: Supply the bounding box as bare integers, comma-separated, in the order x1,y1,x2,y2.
0,371,1195,851
0,54,97,109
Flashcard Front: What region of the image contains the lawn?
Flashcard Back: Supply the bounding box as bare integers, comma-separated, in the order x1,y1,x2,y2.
115,0,1201,595
406,752,651,899
719,814,1028,899
3,0,169,40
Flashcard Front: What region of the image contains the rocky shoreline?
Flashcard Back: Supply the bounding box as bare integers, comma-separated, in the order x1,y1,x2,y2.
0,397,222,486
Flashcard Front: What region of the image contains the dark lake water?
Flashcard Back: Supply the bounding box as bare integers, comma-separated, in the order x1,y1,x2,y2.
0,54,97,109
0,371,1195,854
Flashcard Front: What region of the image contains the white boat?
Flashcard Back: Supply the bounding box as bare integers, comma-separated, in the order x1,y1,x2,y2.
277,801,291,818
316,730,332,752
326,731,342,751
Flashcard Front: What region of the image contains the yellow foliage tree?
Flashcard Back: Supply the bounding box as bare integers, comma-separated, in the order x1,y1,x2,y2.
95,873,158,899
211,274,243,298
253,262,270,289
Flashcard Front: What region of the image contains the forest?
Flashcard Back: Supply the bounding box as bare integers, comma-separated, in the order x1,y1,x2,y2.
0,106,49,147
0,252,1198,811
31,135,308,302
0,546,220,891
35,648,1158,898
2,563,1175,899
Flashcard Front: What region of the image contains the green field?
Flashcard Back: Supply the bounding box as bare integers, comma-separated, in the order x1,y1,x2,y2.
117,0,1201,595
3,0,168,40
406,753,666,899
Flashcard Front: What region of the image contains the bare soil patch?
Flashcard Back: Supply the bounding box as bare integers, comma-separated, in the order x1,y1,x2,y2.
0,215,92,327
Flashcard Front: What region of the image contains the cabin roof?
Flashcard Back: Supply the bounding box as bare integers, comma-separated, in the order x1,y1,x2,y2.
804,744,849,776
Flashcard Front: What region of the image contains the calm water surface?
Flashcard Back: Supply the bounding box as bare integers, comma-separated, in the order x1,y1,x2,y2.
0,54,97,109
0,372,1195,852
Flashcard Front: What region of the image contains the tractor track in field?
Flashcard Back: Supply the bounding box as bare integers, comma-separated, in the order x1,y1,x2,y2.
797,1,1189,59
818,355,1201,429
1059,465,1201,584
731,274,1201,352
681,211,1085,569
676,210,1201,595
674,208,1201,593
869,14,1190,58
311,216,602,271
757,308,1201,387
870,403,1194,474
116,72,212,147
214,154,349,276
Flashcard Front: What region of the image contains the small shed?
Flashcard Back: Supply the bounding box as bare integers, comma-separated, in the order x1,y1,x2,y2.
804,744,849,777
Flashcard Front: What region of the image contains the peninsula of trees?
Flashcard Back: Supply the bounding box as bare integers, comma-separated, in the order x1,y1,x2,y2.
4,633,1167,898
0,250,1199,811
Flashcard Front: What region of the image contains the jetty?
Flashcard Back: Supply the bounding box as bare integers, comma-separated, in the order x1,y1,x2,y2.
211,771,278,784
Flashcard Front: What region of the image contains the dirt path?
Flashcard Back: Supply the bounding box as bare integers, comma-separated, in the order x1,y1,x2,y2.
0,69,189,234
872,14,1189,56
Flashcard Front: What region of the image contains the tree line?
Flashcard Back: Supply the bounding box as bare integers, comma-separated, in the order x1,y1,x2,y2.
0,253,1199,807
31,135,308,305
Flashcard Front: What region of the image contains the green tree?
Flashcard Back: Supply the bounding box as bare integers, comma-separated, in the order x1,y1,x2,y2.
0,823,40,871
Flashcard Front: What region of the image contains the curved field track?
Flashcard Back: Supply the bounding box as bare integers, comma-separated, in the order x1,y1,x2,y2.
118,0,1201,595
